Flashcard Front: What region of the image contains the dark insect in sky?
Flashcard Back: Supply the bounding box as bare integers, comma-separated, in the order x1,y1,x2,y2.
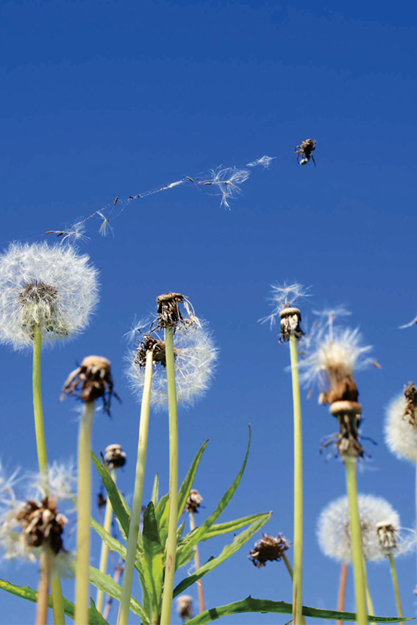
295,139,317,166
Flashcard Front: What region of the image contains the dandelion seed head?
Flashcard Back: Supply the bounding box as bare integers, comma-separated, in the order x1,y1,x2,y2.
385,394,417,463
127,321,217,409
0,242,99,350
317,495,401,563
246,155,276,169
205,166,250,209
260,282,310,328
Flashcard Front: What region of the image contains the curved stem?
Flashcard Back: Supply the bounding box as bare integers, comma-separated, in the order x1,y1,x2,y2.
96,468,117,615
75,401,95,625
36,549,52,625
189,511,205,613
118,350,154,625
160,327,179,625
336,563,348,625
289,335,303,625
344,457,367,625
389,553,404,624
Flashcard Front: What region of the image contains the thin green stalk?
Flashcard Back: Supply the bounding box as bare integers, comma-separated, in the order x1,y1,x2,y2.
345,457,367,625
189,511,205,613
160,326,179,625
389,553,404,624
96,468,117,615
33,326,66,625
118,350,154,625
282,553,293,579
289,334,303,625
75,401,95,625
36,549,52,625
363,557,375,622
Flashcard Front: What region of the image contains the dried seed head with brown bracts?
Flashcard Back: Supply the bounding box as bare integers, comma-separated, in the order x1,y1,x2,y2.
249,533,290,567
134,334,168,368
322,401,365,459
176,595,194,621
279,306,304,343
104,444,127,470
15,497,68,555
61,355,120,415
185,489,203,513
404,382,417,425
260,283,309,341
153,292,200,332
376,521,399,555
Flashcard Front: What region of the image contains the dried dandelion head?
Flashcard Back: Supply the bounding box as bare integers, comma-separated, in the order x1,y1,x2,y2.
385,388,417,463
185,489,203,513
261,282,309,341
61,355,119,415
153,292,199,331
317,495,403,564
176,595,194,621
249,533,290,567
104,444,127,470
127,321,217,409
0,242,98,350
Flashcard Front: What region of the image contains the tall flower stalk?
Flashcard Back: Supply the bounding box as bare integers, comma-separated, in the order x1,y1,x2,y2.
336,564,348,625
62,355,118,625
186,490,205,613
118,350,154,625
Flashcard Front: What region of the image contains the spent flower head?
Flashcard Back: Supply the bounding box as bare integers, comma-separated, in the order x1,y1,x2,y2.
61,355,120,415
176,595,194,621
104,444,127,470
317,494,408,564
185,489,203,513
385,387,417,463
0,242,98,350
261,282,309,341
249,533,290,567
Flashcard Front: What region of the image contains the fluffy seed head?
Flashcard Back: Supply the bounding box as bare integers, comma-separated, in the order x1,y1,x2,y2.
127,321,217,409
0,242,98,349
260,282,310,331
317,495,401,563
385,391,417,463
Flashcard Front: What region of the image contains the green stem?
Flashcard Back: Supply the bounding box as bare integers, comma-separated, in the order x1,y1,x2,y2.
33,325,48,473
389,553,404,624
96,468,117,615
345,457,367,625
289,335,303,625
189,511,205,613
36,549,52,625
282,553,293,579
75,401,95,625
118,350,154,625
33,326,66,625
363,557,375,622
160,327,179,625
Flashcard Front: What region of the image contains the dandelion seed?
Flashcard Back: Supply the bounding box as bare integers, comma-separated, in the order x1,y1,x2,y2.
246,155,276,169
317,495,407,564
399,316,417,329
0,242,98,350
260,282,310,330
202,166,250,209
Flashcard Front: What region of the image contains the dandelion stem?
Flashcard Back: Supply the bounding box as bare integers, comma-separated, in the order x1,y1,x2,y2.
289,334,303,625
33,326,66,625
345,457,367,625
75,400,95,625
36,549,52,625
33,325,48,473
160,326,179,625
389,553,404,623
118,350,154,625
363,558,375,622
96,468,117,615
189,510,205,613
336,563,348,625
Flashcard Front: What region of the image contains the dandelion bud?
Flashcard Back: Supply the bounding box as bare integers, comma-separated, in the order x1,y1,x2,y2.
385,389,417,462
317,495,401,564
249,533,290,567
104,444,127,470
0,242,98,349
61,355,119,415
185,489,203,513
176,595,194,621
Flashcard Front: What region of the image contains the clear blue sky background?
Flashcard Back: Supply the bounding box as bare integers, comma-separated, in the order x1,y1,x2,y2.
1,1,417,623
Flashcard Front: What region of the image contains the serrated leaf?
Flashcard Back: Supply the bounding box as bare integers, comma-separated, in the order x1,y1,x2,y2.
0,578,109,624
142,501,164,616
174,511,270,596
185,596,411,624
177,428,251,568
91,452,131,541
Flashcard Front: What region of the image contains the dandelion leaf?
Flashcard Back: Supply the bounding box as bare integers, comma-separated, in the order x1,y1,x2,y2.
142,501,164,616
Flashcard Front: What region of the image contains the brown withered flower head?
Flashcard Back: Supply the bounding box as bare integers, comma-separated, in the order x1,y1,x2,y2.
249,533,290,567
322,401,365,459
61,355,120,415
260,283,308,342
185,489,203,513
376,521,398,555
104,444,127,470
15,496,67,555
176,595,194,621
404,382,417,426
152,292,200,332
134,333,168,368
279,306,304,343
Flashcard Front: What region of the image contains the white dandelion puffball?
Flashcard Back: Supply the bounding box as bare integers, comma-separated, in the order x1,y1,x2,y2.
0,242,98,349
385,394,417,463
317,494,400,563
127,322,217,409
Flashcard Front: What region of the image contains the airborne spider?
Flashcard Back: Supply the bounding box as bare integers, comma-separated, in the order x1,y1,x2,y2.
295,138,317,166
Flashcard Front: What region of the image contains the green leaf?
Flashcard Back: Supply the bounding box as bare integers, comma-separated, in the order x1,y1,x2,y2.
142,501,165,616
0,578,109,624
91,452,131,541
174,511,270,596
185,597,411,624
177,428,251,569
152,474,159,507
91,517,127,561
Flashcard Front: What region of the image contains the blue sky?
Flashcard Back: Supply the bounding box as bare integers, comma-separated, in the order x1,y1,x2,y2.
1,0,417,623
